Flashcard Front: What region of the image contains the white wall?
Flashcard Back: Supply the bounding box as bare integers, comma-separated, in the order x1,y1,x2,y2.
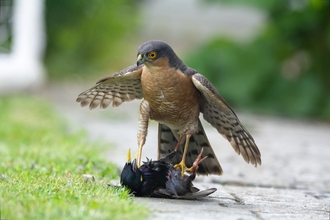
0,0,46,94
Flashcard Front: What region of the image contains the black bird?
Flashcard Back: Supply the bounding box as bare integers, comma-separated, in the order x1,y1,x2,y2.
120,149,144,195
120,148,217,199
120,149,175,196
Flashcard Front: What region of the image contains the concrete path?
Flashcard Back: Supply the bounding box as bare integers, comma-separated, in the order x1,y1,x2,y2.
42,83,330,220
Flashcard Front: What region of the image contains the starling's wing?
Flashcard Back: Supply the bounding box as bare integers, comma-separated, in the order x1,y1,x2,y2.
158,150,177,163
191,186,200,193
179,188,217,199
153,188,217,199
192,73,261,166
152,188,174,198
158,121,223,175
76,64,144,109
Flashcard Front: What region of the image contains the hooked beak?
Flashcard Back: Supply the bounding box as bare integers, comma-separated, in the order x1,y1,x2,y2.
136,54,144,66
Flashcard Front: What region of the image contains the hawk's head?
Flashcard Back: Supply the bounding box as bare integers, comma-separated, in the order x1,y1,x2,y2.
136,40,183,69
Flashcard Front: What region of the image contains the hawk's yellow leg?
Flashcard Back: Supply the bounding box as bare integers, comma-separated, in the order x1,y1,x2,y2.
174,134,192,177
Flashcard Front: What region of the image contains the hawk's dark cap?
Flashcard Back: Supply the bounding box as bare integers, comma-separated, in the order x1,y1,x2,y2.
137,40,189,71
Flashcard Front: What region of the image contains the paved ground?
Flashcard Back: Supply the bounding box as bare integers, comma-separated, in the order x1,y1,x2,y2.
42,83,330,220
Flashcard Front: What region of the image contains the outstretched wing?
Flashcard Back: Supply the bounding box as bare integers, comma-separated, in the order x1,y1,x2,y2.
76,64,144,109
192,73,261,167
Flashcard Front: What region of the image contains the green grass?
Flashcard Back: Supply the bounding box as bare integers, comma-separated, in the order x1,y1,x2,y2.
0,95,148,220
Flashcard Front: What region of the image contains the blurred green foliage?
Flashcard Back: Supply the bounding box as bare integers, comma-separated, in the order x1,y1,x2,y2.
187,0,330,119
0,0,13,53
44,0,139,79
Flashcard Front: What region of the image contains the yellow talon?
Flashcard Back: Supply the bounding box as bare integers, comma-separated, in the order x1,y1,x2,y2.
135,143,143,168
174,161,190,177
174,134,192,177
174,147,208,177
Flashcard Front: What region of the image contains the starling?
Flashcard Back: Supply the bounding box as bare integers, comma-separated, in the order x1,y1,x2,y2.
120,148,217,199
120,149,175,197
120,149,144,195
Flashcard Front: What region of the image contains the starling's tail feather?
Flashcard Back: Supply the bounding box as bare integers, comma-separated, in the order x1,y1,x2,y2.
158,119,223,175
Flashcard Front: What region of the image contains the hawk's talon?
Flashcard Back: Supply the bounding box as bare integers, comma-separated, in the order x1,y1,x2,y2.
173,134,192,177
135,143,144,168
174,148,207,177
134,152,140,168
174,161,190,177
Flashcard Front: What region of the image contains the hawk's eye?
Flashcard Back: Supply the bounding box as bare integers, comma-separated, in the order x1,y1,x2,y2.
147,52,157,59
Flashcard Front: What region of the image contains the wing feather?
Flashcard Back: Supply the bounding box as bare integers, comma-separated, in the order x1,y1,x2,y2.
192,73,261,166
76,64,144,109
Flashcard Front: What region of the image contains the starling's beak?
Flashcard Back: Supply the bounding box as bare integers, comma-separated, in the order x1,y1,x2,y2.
127,148,131,163
126,149,138,172
136,54,143,66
